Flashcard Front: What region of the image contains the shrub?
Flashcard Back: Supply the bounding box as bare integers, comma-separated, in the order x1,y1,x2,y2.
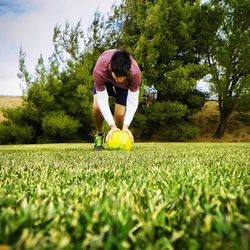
42,111,81,142
236,113,250,125
184,90,207,114
133,102,199,141
2,105,44,140
132,113,153,140
147,101,188,125
26,84,55,113
0,124,33,144
178,123,200,140
3,105,41,128
152,123,200,141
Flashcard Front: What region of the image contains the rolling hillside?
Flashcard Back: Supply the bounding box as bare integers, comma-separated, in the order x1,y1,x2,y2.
0,96,23,121
192,101,250,142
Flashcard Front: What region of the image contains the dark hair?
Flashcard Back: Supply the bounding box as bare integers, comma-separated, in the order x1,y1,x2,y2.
110,49,131,77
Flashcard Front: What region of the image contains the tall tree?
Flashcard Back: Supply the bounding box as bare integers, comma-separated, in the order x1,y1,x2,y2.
13,21,95,142
107,0,207,140
202,0,250,138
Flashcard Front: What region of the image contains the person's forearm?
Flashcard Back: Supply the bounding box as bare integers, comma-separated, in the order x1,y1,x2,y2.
96,90,115,126
124,90,139,127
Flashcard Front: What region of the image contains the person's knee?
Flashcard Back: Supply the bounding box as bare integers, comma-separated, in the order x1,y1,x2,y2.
114,104,125,124
114,110,125,125
92,95,100,112
115,112,124,123
92,103,102,116
93,104,99,112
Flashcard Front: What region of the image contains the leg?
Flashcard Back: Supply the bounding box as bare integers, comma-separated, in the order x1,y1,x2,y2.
114,103,126,130
113,86,128,129
92,95,104,134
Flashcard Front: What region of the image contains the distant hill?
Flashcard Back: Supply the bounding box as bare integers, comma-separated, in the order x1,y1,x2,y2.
0,96,23,121
0,96,249,142
192,101,250,142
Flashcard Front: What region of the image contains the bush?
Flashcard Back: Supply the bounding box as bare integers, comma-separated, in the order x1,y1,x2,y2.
178,123,200,141
26,84,56,114
132,113,153,140
152,123,200,141
42,111,81,142
236,95,250,113
236,113,250,125
2,105,44,140
3,105,41,127
132,102,199,141
184,90,207,114
147,101,188,125
0,124,33,144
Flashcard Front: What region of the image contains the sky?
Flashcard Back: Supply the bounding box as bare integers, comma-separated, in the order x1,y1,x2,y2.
0,0,210,96
0,0,121,96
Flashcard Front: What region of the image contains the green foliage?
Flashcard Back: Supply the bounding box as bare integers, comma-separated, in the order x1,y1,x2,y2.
53,21,84,65
2,105,42,142
154,123,200,141
11,0,222,144
236,83,250,113
42,112,81,142
184,90,207,113
236,113,250,125
133,102,200,141
201,0,250,137
0,124,33,144
133,112,153,139
133,0,205,84
194,2,224,59
10,21,96,144
17,48,31,88
104,0,208,140
0,143,249,248
161,64,208,99
3,105,39,127
147,102,188,125
26,84,56,114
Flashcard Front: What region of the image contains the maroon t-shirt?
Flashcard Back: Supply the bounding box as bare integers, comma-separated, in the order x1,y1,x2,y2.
93,49,141,92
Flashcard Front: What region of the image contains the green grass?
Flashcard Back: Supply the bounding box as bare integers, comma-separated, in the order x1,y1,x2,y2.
0,143,249,250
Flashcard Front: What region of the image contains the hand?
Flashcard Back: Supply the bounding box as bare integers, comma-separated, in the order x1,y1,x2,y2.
105,124,120,143
122,125,134,143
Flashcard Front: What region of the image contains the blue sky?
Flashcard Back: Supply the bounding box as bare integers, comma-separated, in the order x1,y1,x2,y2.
0,0,27,15
0,0,121,96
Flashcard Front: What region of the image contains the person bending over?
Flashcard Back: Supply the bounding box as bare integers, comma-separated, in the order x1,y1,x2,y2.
92,49,141,150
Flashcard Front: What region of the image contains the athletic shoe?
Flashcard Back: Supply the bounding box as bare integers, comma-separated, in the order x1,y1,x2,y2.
93,134,104,151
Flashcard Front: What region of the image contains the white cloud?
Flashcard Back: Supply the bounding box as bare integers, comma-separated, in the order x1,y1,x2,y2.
0,0,121,96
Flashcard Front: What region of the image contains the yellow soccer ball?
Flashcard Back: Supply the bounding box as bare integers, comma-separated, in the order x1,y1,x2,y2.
107,131,133,151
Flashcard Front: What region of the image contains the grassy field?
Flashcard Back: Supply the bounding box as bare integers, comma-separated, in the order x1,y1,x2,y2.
0,143,249,250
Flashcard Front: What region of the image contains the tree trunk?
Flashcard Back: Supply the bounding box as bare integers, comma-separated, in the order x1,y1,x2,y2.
214,96,231,138
214,113,227,138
